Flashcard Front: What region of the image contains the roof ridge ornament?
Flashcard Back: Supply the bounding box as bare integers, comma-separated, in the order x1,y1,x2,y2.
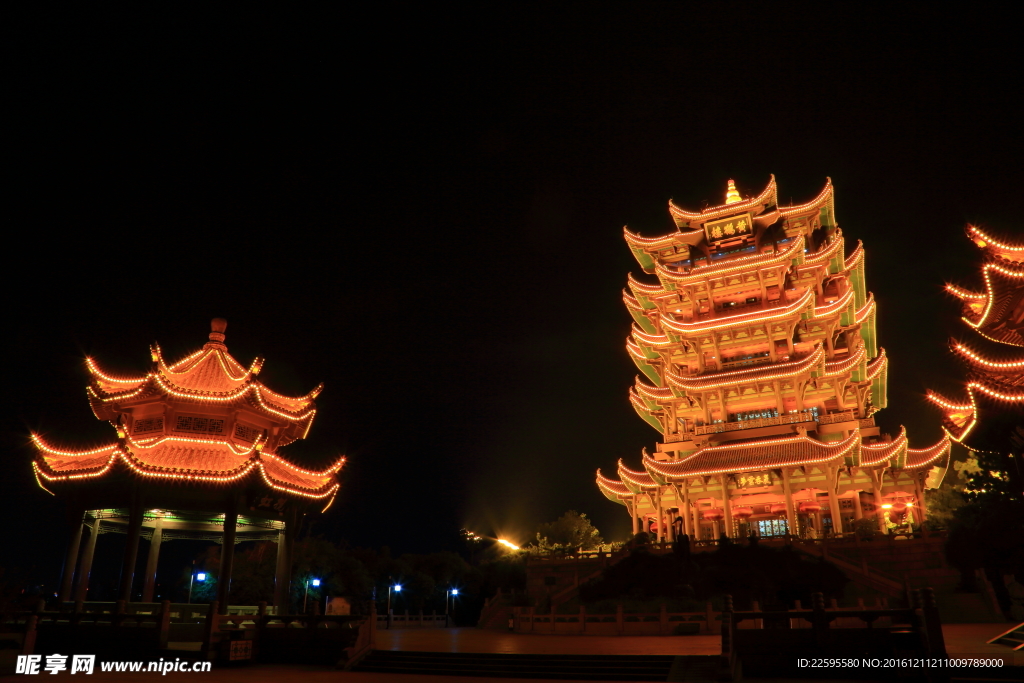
725,179,742,205
205,318,228,350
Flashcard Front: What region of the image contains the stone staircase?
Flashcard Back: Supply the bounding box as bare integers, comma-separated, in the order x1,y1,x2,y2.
353,650,702,680
988,622,1024,650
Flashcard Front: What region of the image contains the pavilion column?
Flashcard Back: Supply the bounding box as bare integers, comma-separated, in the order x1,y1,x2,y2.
868,469,887,532
75,514,101,602
853,491,863,520
692,499,702,539
118,497,144,603
781,468,798,536
826,467,844,536
720,475,733,538
630,496,639,535
142,517,164,603
712,519,721,540
274,523,290,610
58,507,86,603
217,505,238,614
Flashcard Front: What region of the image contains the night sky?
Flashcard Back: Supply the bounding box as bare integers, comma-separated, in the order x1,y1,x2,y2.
6,5,1022,588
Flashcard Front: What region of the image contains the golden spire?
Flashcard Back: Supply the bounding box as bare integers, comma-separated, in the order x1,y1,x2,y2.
725,179,742,204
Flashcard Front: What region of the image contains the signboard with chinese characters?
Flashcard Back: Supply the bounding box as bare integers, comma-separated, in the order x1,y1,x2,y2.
703,213,752,243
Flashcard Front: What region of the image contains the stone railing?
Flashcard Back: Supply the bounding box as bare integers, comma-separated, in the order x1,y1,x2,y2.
694,412,816,436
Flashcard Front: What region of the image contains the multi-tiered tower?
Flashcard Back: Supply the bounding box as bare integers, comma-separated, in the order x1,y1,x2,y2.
597,177,948,541
927,225,1023,482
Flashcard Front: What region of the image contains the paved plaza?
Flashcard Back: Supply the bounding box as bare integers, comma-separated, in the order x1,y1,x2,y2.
3,623,1019,682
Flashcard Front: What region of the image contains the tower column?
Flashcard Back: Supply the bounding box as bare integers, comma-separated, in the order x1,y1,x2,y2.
142,517,163,603
681,483,693,538
75,514,101,602
655,490,664,543
118,497,144,603
58,507,86,603
218,504,238,614
826,467,844,536
720,475,733,537
868,469,887,532
781,468,798,536
853,491,863,520
913,474,928,523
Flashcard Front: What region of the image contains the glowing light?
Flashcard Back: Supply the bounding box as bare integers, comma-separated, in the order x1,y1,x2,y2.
497,539,520,551
725,179,742,204
311,579,320,587
953,344,1024,369
393,584,402,592
196,573,206,581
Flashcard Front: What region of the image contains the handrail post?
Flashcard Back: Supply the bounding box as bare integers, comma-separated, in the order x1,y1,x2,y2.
202,601,219,659
158,600,171,649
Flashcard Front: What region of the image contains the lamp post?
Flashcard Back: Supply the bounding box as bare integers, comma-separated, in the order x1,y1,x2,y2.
446,587,459,627
386,582,402,628
303,578,320,614
188,571,206,605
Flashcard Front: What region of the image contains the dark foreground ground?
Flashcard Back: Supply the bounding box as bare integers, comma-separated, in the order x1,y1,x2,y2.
2,623,1018,682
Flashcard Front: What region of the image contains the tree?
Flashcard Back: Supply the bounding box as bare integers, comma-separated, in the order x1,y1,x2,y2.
534,510,603,552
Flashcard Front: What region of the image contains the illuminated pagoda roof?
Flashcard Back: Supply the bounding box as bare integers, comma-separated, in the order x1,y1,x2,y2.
32,319,343,505
928,228,1024,451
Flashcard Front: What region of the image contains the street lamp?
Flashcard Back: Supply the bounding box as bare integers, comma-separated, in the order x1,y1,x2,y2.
303,577,321,614
446,587,459,627
188,571,206,604
386,583,402,628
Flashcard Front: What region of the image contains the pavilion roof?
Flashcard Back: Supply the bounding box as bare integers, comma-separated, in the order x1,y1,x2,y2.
948,260,1024,347
643,431,861,479
860,428,907,467
87,321,321,432
31,433,343,499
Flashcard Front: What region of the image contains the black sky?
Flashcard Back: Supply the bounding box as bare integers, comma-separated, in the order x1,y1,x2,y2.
5,4,1022,584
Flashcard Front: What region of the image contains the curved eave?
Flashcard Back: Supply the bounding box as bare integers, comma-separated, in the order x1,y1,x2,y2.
85,358,150,395
813,287,855,318
967,225,1024,263
617,458,659,491
865,349,888,381
961,262,1024,335
824,344,866,377
668,175,777,226
642,431,860,479
798,233,844,269
950,342,1024,374
855,294,876,325
635,377,672,400
656,235,805,286
778,178,834,218
596,469,631,503
860,427,908,467
660,288,815,335
904,435,951,470
844,240,865,271
666,343,824,392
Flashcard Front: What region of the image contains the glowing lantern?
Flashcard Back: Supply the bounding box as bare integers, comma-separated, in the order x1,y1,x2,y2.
732,506,754,520
798,501,822,514
770,503,788,516
891,501,908,514
702,508,724,522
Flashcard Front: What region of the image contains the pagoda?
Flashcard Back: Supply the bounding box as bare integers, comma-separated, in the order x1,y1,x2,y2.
927,225,1024,484
596,177,949,542
31,319,343,612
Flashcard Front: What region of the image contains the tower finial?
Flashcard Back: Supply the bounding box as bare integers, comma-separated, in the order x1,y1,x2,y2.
725,179,742,205
208,318,227,347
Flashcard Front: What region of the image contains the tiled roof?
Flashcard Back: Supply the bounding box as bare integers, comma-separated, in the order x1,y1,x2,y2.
905,435,951,469
643,431,860,479
860,428,907,466
655,235,805,287
666,344,824,392
668,176,778,224
618,458,658,489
